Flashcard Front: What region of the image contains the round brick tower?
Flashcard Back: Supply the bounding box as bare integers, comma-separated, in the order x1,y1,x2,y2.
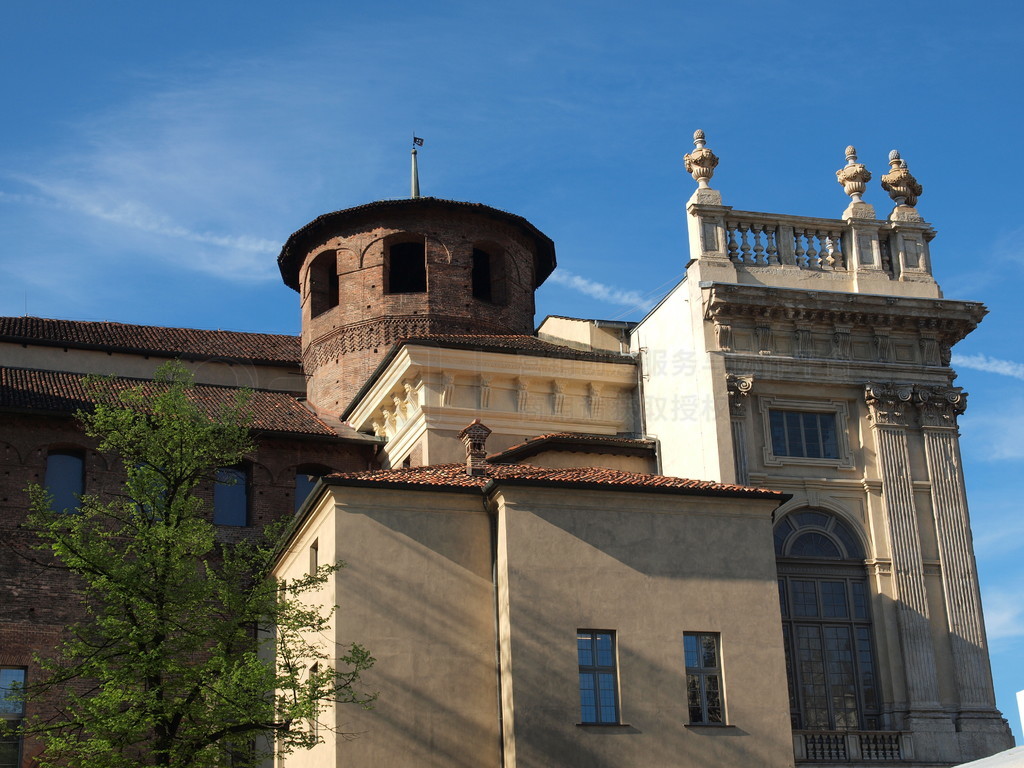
278,197,556,415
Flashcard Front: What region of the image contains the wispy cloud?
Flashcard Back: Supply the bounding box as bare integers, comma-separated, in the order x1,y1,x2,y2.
982,583,1024,641
960,398,1024,461
10,177,278,256
548,269,656,311
952,353,1024,381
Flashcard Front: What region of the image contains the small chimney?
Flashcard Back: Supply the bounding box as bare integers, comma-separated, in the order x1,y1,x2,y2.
458,420,492,476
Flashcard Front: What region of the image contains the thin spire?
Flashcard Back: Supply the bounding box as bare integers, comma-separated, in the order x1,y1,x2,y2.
411,135,423,198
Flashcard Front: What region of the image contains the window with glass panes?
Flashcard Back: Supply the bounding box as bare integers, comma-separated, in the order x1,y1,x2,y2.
684,633,724,724
577,631,619,724
769,410,838,459
0,667,25,768
775,512,880,731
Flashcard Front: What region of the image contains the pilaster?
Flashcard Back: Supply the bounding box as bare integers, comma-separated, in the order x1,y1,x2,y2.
915,386,996,711
726,374,753,486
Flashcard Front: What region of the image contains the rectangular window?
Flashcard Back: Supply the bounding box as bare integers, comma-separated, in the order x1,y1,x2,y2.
309,539,318,575
577,631,619,724
214,466,249,526
308,662,319,740
769,410,838,459
684,633,724,725
45,450,84,513
0,668,25,768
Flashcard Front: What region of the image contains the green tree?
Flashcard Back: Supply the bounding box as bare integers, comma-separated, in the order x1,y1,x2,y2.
19,362,373,768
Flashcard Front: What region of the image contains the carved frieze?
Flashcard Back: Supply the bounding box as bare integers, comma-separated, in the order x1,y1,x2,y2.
479,375,492,409
794,327,814,358
716,322,733,352
865,383,914,427
874,333,894,363
588,383,603,418
516,379,529,413
755,325,774,355
831,328,852,360
915,386,966,429
552,381,566,416
441,374,455,407
919,336,940,366
726,374,754,419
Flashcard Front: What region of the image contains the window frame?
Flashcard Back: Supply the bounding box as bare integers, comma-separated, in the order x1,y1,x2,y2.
213,465,250,527
683,632,726,726
775,512,880,732
44,449,85,514
576,630,621,725
0,667,25,768
759,397,854,469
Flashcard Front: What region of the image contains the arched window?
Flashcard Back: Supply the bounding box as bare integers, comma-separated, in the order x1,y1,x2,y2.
386,240,426,294
45,450,84,513
471,246,506,304
308,250,339,318
775,511,880,731
294,464,332,513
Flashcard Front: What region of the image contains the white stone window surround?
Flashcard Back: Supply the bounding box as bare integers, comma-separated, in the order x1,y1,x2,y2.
759,397,854,469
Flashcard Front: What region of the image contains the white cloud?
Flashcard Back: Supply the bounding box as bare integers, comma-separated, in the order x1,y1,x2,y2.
952,353,1024,381
548,269,656,311
982,583,1024,641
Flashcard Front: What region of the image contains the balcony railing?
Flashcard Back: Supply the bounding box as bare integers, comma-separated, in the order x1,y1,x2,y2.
794,730,913,763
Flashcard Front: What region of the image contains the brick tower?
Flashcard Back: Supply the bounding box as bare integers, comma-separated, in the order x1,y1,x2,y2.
278,197,556,415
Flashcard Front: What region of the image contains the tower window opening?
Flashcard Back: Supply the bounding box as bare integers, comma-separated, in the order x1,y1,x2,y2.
387,241,426,294
308,251,339,318
471,246,506,304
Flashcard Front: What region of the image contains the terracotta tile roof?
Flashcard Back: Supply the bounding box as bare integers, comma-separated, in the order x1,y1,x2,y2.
488,432,656,463
323,462,785,500
278,196,556,291
396,334,634,362
0,366,357,439
0,317,301,366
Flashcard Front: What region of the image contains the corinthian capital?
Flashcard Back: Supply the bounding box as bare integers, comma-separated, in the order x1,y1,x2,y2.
865,382,914,427
915,385,967,429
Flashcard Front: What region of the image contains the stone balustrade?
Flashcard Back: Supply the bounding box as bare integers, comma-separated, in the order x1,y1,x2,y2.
793,730,913,763
724,212,847,270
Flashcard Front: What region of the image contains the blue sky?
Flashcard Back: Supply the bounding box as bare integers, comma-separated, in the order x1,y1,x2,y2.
3,0,1023,742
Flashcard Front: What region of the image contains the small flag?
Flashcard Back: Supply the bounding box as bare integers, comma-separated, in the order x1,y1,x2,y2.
413,136,424,146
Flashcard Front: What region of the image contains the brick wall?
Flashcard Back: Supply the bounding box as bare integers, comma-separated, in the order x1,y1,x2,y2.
0,411,377,766
296,207,542,414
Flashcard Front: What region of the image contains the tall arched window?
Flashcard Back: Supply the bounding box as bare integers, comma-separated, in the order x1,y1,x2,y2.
775,511,880,731
308,250,339,318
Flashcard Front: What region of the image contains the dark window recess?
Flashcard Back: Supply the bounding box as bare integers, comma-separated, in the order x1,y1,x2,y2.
214,466,249,526
0,667,25,768
45,450,84,513
387,241,426,294
294,465,330,513
308,251,339,317
472,249,493,302
577,630,619,724
471,247,506,304
769,410,839,459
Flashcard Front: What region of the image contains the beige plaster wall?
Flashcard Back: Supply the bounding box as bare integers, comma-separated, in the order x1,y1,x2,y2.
494,486,793,768
279,487,501,768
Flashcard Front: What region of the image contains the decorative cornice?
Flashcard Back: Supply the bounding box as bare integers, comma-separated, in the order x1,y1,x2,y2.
704,283,986,344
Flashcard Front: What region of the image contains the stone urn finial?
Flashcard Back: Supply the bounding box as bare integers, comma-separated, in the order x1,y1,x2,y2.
880,149,923,207
684,129,719,189
836,145,872,202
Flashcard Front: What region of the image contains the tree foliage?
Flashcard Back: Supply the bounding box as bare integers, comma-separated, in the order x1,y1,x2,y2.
21,362,373,768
